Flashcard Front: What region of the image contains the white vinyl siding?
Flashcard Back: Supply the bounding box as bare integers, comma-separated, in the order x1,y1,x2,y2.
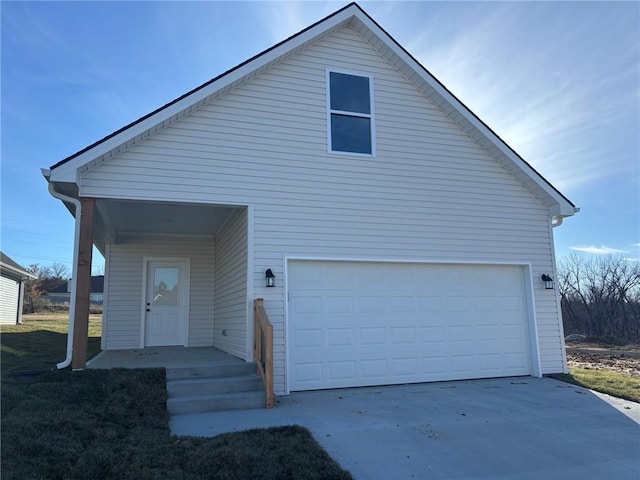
81,25,565,393
103,235,214,349
214,208,248,359
0,275,19,325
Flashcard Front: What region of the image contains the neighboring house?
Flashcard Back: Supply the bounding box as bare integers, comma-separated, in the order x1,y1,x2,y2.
45,276,105,305
0,252,36,325
43,3,578,395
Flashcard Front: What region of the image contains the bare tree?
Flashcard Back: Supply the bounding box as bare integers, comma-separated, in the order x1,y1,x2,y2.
22,263,70,313
50,262,70,281
23,265,49,313
558,254,640,342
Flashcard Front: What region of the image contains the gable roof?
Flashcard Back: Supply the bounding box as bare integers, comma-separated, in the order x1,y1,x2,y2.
47,275,104,294
46,2,577,218
0,252,36,280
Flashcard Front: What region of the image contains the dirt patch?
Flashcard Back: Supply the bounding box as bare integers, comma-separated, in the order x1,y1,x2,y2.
566,345,640,378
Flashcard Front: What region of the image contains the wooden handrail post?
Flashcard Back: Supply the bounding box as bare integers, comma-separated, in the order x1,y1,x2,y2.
264,320,274,408
254,298,274,408
254,298,263,365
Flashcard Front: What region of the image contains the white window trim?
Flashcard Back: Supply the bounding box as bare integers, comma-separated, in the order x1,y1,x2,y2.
326,68,376,157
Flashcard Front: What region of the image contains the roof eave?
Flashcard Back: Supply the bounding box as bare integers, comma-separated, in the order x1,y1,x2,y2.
0,262,37,280
47,3,361,184
348,9,577,214
46,2,576,216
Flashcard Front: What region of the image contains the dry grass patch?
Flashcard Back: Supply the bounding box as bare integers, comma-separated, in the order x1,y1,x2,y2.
1,315,352,479
549,368,640,403
1,370,352,480
0,313,101,374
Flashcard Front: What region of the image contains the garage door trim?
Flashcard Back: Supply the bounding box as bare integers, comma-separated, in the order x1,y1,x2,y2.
284,256,542,394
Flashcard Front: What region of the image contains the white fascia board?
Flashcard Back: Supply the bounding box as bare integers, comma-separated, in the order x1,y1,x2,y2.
351,13,576,217
550,203,580,217
49,7,357,185
0,262,37,280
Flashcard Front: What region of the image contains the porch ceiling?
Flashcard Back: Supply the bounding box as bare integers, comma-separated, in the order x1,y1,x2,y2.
94,199,236,248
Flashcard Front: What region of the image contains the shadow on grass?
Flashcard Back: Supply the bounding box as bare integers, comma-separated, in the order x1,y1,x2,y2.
547,372,640,403
547,373,589,388
1,330,101,375
1,369,352,480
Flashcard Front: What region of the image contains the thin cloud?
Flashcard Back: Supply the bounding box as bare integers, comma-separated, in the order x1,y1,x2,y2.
258,2,333,44
405,3,639,194
570,245,627,255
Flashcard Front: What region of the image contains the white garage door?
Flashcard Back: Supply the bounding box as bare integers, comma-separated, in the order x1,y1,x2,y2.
288,261,533,391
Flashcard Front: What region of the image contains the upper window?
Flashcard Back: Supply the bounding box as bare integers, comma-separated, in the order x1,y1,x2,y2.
327,71,375,155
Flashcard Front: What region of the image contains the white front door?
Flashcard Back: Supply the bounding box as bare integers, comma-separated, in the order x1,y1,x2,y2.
144,259,189,347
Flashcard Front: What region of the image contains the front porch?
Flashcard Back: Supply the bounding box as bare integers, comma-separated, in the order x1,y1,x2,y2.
87,346,245,369
87,345,270,413
47,191,253,369
86,299,274,413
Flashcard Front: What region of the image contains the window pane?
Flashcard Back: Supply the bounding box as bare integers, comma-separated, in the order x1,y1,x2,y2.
154,267,179,305
331,114,371,154
330,72,370,114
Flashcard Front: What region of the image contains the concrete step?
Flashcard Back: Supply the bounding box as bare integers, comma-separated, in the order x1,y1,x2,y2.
167,390,266,415
165,363,267,414
166,363,256,381
167,374,263,396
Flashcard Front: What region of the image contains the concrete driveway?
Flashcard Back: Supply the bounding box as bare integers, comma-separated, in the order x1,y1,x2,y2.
171,377,640,479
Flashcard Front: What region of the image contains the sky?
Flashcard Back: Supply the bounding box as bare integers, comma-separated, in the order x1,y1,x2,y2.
2,1,639,276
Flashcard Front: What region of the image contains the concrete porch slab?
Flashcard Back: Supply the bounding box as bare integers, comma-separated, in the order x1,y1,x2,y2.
87,346,246,369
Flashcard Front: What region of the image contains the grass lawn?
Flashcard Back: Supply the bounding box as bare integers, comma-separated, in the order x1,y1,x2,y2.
549,368,640,403
1,315,352,480
1,313,102,374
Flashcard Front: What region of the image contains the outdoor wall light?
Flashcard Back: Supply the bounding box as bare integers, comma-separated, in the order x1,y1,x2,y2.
541,274,554,290
265,268,275,287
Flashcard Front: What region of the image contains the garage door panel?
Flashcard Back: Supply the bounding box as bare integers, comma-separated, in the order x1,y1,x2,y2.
355,266,385,288
476,325,500,340
291,295,322,314
326,295,354,314
288,261,532,391
422,357,448,374
328,361,356,381
361,360,389,378
391,358,419,376
359,296,384,313
292,328,323,348
421,326,447,343
327,328,355,346
294,363,323,385
449,354,476,372
390,326,416,344
477,353,502,370
360,327,386,345
389,296,415,313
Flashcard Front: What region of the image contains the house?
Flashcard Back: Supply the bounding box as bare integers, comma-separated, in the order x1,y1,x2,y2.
45,276,105,305
0,252,36,325
43,3,577,394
